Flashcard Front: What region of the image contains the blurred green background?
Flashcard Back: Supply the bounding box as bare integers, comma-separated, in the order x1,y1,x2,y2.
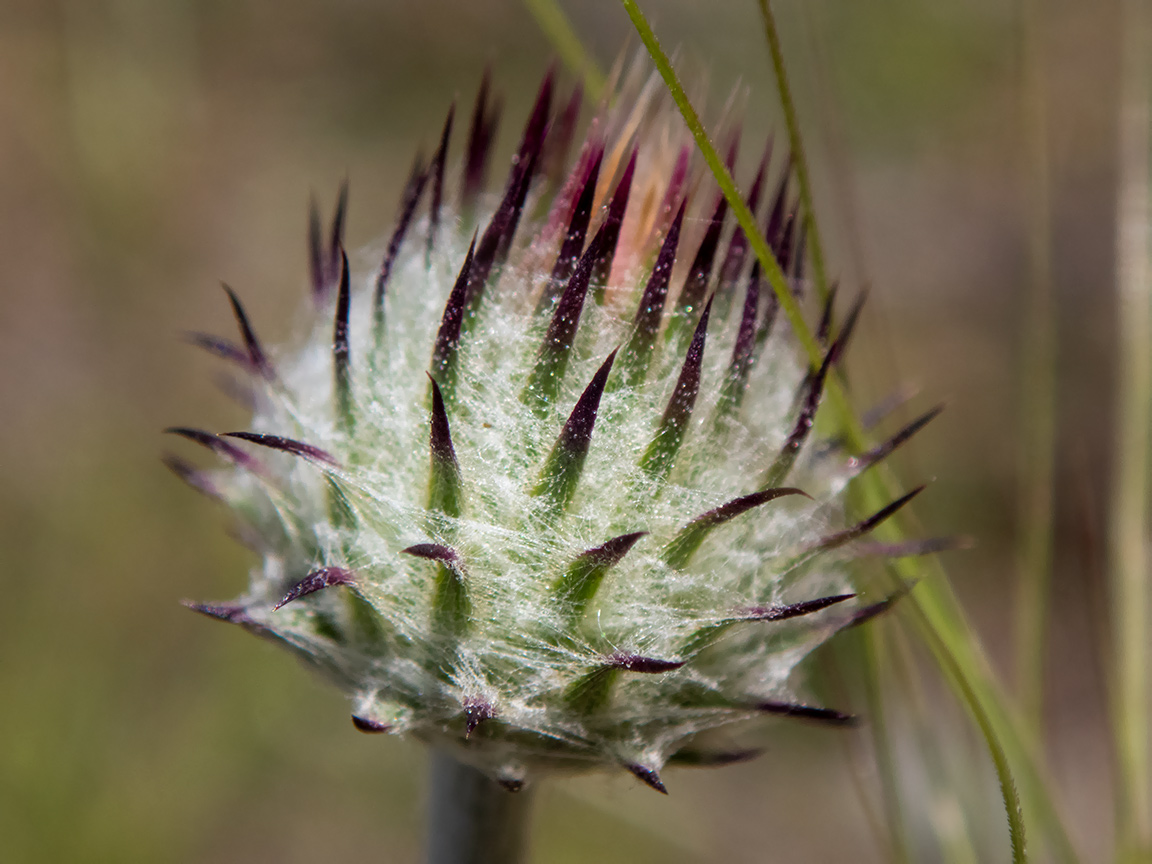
0,0,1129,861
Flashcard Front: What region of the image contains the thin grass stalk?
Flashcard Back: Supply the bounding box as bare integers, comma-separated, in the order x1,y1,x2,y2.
617,0,824,372
910,608,1028,863
755,0,830,303
796,0,874,293
857,627,915,864
1012,0,1058,744
842,429,986,854
777,7,943,857
898,546,1082,863
426,752,534,864
820,644,893,859
522,0,605,101
888,621,981,864
784,18,968,852
615,3,1079,861
1110,0,1151,856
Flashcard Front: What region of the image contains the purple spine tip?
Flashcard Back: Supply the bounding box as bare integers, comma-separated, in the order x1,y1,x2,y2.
376,155,431,324
164,426,264,474
183,332,250,368
842,582,915,630
329,180,349,286
430,233,477,387
590,147,637,291
738,592,856,622
533,348,618,516
162,454,221,499
674,195,727,319
536,146,604,313
333,248,352,423
182,600,251,625
426,104,454,261
307,182,349,304
461,70,497,209
761,343,836,488
815,485,927,552
624,198,685,383
639,296,713,479
274,566,355,610
463,697,495,737
221,431,338,467
607,653,685,674
401,543,460,564
557,347,617,454
220,284,273,380
755,700,858,726
626,763,668,794
851,404,945,471
351,715,391,734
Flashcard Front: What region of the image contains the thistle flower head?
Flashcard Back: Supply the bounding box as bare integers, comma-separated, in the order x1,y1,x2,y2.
172,64,935,794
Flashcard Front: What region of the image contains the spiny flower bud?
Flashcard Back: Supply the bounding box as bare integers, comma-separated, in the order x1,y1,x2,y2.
171,65,937,795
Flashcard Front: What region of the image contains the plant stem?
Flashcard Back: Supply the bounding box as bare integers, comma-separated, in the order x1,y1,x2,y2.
618,0,823,368
1012,0,1057,744
522,0,605,101
425,752,534,864
1111,0,1151,857
922,618,1028,864
755,0,830,303
857,627,914,864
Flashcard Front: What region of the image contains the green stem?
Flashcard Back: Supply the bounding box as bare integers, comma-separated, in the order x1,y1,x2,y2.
919,617,1028,863
522,0,605,101
426,752,534,864
890,626,982,864
1111,0,1152,856
1012,0,1057,744
896,547,1078,864
618,3,1081,860
754,0,829,302
618,0,823,372
857,627,914,864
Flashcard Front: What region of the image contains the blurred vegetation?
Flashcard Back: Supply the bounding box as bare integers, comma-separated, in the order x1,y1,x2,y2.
0,0,1137,861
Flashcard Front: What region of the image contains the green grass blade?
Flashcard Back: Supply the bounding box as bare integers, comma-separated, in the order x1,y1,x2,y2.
754,0,829,302
893,544,1078,864
522,0,606,101
1012,0,1058,745
853,627,914,864
1111,0,1152,854
915,601,1027,863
